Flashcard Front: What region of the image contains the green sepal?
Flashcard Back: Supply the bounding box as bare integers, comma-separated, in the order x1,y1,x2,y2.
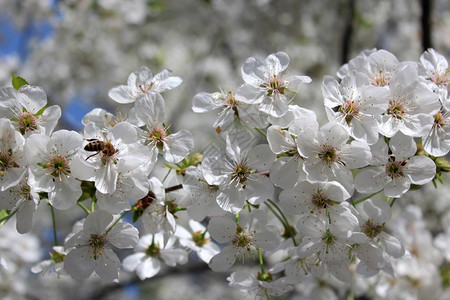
38,191,49,200
163,153,203,176
34,106,46,117
77,181,96,202
0,209,9,225
11,73,29,91
132,208,143,223
435,157,450,172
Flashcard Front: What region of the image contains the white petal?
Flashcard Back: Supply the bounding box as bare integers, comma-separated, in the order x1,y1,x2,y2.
64,247,95,280
192,92,221,113
404,156,436,185
207,216,236,243
136,257,160,280
209,245,236,271
354,169,385,194
108,85,134,104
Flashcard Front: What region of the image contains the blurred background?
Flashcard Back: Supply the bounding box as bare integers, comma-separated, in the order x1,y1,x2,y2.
0,0,449,299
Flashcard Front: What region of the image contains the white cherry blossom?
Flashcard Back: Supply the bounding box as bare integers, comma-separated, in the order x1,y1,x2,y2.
355,132,436,198
108,66,182,104
236,52,311,118
202,130,275,213
418,48,449,103
0,86,61,137
377,64,441,137
122,233,188,280
208,211,279,272
0,179,40,234
228,271,293,297
131,92,194,164
322,73,389,144
279,180,358,231
297,216,366,282
71,121,152,194
175,219,220,264
25,130,83,210
0,118,26,191
64,210,139,281
192,89,267,133
296,118,371,193
422,109,450,157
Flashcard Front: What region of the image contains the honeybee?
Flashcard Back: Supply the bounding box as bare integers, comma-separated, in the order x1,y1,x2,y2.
84,139,116,161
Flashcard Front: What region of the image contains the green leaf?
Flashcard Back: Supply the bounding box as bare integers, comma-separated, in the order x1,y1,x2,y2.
11,73,29,91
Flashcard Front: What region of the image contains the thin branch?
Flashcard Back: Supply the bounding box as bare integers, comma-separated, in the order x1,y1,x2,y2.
421,0,433,51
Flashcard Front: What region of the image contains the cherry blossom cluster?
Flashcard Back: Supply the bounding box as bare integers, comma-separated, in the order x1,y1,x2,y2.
0,48,449,298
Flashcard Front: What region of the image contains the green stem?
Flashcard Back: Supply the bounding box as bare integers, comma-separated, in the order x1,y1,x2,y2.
264,201,286,228
390,197,397,207
352,191,382,205
162,168,172,183
50,204,58,245
255,128,267,138
91,198,96,212
264,201,298,246
77,202,90,215
258,247,265,274
266,199,289,227
235,213,240,226
105,210,130,234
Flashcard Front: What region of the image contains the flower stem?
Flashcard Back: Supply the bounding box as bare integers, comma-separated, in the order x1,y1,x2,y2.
266,199,290,227
77,202,90,214
352,190,382,205
105,210,130,234
264,200,298,246
264,201,286,227
162,168,172,183
50,204,58,245
255,127,267,138
390,197,397,207
258,247,265,274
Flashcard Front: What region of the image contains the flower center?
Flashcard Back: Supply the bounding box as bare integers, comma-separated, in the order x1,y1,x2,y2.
0,149,18,177
338,100,360,125
387,100,406,119
233,226,253,251
104,110,127,129
192,231,210,247
45,154,70,177
263,75,286,96
88,234,107,260
321,228,337,254
385,159,406,179
430,72,449,86
149,128,168,150
317,144,340,166
231,160,253,186
138,83,155,95
18,112,38,135
433,110,447,128
362,220,385,238
145,242,161,257
371,70,391,87
311,192,331,210
50,250,66,263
